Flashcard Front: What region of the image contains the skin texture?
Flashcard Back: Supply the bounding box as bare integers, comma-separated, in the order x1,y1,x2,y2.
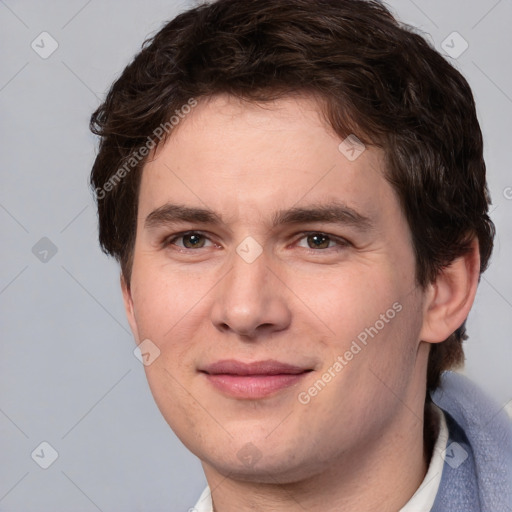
121,94,480,511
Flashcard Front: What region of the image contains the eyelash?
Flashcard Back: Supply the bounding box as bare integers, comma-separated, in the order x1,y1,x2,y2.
163,230,351,253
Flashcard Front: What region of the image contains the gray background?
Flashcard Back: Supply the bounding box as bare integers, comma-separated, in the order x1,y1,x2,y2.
1,1,511,511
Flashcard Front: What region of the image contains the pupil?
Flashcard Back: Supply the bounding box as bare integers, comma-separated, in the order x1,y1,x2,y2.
185,234,203,248
308,234,329,249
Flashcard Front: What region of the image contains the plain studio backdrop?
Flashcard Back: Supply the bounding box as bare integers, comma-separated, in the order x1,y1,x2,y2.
1,1,511,511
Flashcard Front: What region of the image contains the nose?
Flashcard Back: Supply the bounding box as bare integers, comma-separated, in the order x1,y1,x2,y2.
210,250,292,339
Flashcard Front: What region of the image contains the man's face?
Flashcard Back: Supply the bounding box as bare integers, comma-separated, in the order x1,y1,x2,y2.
123,94,429,482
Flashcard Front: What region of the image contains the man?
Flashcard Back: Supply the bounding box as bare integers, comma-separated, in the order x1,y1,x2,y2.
89,0,512,510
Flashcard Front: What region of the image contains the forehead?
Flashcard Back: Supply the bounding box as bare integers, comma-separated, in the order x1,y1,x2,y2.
138,94,396,226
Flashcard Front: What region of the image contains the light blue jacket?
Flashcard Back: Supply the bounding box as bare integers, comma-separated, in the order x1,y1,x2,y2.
431,372,512,511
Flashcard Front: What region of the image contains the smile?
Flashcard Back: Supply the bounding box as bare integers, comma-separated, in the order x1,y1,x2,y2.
200,359,312,399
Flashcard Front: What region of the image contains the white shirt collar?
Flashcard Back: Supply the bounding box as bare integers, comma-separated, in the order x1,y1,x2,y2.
192,406,448,512
191,485,215,512
399,405,448,512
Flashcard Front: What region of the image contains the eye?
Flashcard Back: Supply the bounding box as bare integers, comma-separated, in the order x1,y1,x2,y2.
167,232,215,249
296,232,349,250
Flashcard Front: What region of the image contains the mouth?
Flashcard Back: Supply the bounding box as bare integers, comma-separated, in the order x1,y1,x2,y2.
200,359,313,399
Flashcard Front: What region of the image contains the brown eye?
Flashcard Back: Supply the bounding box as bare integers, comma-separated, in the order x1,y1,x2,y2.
170,232,212,249
182,234,205,248
295,232,349,251
306,233,333,249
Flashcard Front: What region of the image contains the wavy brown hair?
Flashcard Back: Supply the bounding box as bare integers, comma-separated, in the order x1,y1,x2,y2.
90,0,495,393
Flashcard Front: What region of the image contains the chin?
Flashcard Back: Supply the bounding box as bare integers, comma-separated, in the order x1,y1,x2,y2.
199,440,327,485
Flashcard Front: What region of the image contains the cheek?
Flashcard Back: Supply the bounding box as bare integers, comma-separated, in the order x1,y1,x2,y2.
143,362,203,446
308,266,404,343
310,262,422,399
129,261,217,406
130,260,205,340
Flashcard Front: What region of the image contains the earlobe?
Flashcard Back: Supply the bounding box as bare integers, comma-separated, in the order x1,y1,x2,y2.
419,239,480,344
121,273,140,342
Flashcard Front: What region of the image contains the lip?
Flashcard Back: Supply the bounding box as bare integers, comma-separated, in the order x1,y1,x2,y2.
200,359,312,399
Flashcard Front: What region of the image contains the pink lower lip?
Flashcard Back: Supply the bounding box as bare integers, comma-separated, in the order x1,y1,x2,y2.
205,373,308,399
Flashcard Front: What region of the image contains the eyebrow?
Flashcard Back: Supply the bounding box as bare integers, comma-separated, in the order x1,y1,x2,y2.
144,201,374,232
272,202,374,231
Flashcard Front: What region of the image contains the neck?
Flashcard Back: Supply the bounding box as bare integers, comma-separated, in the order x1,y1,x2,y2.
204,401,434,512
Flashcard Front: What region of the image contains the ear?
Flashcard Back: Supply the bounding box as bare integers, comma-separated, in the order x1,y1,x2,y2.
419,239,480,344
121,273,141,343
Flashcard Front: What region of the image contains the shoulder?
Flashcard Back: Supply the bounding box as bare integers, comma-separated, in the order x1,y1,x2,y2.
431,371,512,512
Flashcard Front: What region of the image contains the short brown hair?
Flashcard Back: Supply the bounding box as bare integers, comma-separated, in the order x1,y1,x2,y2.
90,0,495,392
